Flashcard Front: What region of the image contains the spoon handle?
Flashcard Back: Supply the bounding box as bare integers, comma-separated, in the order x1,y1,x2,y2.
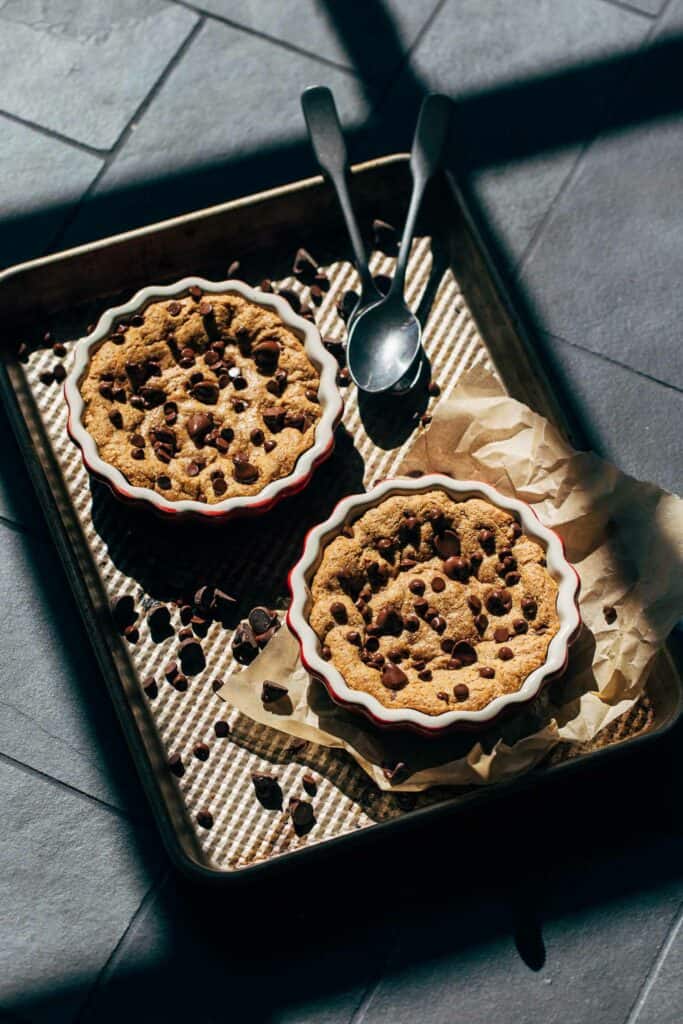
301,86,375,297
392,93,452,294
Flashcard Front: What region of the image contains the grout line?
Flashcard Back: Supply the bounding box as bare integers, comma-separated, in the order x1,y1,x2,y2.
545,331,683,395
348,932,402,1024
45,15,206,256
0,748,144,824
594,0,657,19
0,511,47,539
371,0,447,115
73,867,171,1024
624,899,683,1024
168,0,364,77
0,109,109,157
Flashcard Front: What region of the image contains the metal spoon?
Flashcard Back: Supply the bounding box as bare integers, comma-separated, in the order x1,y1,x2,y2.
346,93,451,394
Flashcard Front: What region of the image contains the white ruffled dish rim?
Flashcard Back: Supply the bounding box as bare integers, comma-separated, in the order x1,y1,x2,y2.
287,474,581,735
64,277,344,520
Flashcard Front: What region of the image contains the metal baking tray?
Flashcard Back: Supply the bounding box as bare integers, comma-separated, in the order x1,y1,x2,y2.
1,155,681,882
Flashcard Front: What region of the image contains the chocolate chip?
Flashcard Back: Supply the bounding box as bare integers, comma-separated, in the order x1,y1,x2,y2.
168,301,182,316
436,690,449,703
478,529,495,552
292,247,319,283
431,576,446,593
168,753,184,777
261,680,289,704
404,614,420,632
191,381,219,404
302,773,317,796
427,379,441,397
305,388,319,404
17,342,29,363
186,461,200,477
521,597,537,619
253,339,280,370
499,646,514,661
197,809,213,829
232,454,259,484
365,636,380,653
194,742,210,761
108,409,123,429
178,627,192,640
329,601,347,624
164,660,178,682
603,605,617,624
245,607,273,637
310,285,323,305
441,637,455,653
232,621,259,664
157,475,172,490
147,604,173,641
430,615,447,633
381,663,408,690
213,477,227,496
284,409,306,431
99,382,115,400
39,370,54,386
142,676,158,699
212,589,236,622
372,218,398,254
486,589,512,615
493,626,510,643
277,287,301,313
179,637,205,675
337,367,351,387
53,363,66,382
172,672,188,692
321,645,331,660
505,571,521,586
112,595,136,631
452,641,477,665
467,594,482,614
475,613,488,632
263,406,285,432
376,606,403,636
123,624,139,644
336,290,358,323
513,618,528,634
510,521,523,539
214,720,230,737
414,597,429,618
443,556,470,581
418,669,432,681
198,299,213,317
289,797,315,835
433,529,460,558
453,683,469,701
212,678,224,693
346,630,362,647
480,666,495,678
399,558,417,572
252,773,283,809
130,395,145,410
408,579,426,596
52,340,67,357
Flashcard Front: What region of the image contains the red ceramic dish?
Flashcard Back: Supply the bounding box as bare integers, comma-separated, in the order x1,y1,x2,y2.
64,277,343,522
287,474,581,736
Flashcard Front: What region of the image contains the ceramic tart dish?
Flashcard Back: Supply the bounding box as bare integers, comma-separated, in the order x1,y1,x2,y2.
64,278,343,521
287,474,581,735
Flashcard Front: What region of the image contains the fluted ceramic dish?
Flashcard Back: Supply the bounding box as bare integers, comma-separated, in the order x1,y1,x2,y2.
288,474,581,735
64,277,343,521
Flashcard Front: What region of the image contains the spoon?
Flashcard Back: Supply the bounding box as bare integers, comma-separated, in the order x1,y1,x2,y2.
346,93,451,394
301,86,381,325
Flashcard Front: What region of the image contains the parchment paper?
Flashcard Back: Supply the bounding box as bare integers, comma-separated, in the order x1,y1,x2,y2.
220,368,683,791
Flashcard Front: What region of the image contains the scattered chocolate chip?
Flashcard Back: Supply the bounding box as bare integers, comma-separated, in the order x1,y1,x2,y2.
165,660,178,682
142,676,158,699
178,627,192,641
381,663,408,690
521,597,537,620
179,637,205,675
420,414,432,427
603,605,617,624
513,618,528,634
261,680,289,705
430,614,447,633
404,614,420,632
289,797,315,835
188,285,202,300
191,380,219,404
443,556,470,581
39,370,54,386
453,683,470,701
486,589,512,615
252,773,283,810
214,720,230,737
232,621,259,664
168,753,184,777
418,668,432,681
292,247,319,283
232,454,259,484
337,367,351,387
493,626,510,643
337,290,358,322
112,594,136,631
194,742,210,761
302,773,317,796
52,341,67,357
409,578,426,596
53,363,66,382
431,575,446,593
479,666,495,679
147,604,173,642
197,809,213,829
310,284,324,304
376,606,403,636
277,287,301,313
427,379,441,397
172,672,188,692
212,678,225,693
499,646,514,661
123,624,139,644
372,218,398,254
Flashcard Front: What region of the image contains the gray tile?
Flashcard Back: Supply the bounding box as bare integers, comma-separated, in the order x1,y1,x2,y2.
363,851,683,1024
520,111,683,391
0,759,161,1024
620,0,668,14
0,404,50,535
377,0,648,266
0,0,198,149
0,521,146,815
195,0,439,79
0,114,102,269
634,906,683,1024
540,334,683,495
81,872,384,1023
61,18,371,246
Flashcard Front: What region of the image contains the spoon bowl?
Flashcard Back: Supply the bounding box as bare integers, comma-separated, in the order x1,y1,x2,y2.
347,295,421,393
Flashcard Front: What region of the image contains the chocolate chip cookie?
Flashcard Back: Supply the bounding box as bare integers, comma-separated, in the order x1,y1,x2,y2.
309,490,560,715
